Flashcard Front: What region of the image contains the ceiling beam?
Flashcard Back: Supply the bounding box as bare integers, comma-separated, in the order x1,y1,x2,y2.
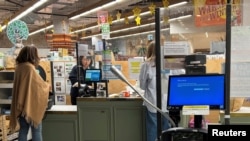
6,0,24,7
10,0,39,20
34,12,67,17
0,8,16,11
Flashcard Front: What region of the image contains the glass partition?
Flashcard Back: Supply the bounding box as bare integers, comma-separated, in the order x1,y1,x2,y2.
156,0,250,127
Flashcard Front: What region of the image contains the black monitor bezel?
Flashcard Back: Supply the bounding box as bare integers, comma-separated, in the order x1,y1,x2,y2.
84,69,102,83
167,74,226,110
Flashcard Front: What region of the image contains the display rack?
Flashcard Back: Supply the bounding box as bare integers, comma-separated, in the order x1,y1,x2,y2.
0,77,19,141
0,70,14,114
46,34,77,55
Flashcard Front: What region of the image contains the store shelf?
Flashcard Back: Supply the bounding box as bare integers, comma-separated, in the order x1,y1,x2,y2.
0,71,14,115
0,99,11,104
7,132,18,141
0,83,13,88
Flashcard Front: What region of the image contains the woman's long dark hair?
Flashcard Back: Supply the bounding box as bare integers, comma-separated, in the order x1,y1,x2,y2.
15,46,40,67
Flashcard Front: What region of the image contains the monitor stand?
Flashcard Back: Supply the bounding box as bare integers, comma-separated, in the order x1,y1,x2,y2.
194,115,203,128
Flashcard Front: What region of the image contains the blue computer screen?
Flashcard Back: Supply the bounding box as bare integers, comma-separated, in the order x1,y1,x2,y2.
167,74,225,110
84,69,102,82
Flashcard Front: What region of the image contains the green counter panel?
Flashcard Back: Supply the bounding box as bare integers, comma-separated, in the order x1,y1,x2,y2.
42,112,78,141
78,105,112,141
77,98,146,141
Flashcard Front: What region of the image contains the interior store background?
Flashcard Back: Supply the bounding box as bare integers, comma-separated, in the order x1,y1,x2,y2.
0,0,250,57
0,0,250,141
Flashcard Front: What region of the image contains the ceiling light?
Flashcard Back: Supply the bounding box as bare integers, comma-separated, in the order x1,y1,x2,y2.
80,14,192,40
80,23,169,40
168,15,192,22
168,1,188,8
71,1,188,34
29,25,54,36
30,1,189,36
69,0,122,20
107,28,170,40
2,0,48,30
111,23,155,34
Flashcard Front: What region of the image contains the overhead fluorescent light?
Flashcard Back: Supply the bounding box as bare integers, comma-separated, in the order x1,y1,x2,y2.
31,1,189,36
80,14,192,39
168,1,188,8
107,28,170,40
111,23,155,34
71,1,188,34
29,25,54,36
168,15,192,22
80,26,170,40
69,0,122,20
81,28,169,40
2,0,48,30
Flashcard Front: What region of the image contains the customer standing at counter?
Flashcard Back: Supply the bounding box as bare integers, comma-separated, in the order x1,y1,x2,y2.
69,55,94,105
10,46,50,141
139,42,170,141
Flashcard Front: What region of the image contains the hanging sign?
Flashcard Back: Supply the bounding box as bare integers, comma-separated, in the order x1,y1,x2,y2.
97,11,110,39
7,20,29,45
194,0,242,27
101,23,110,39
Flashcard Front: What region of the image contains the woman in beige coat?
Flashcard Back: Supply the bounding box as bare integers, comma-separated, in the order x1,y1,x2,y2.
10,46,50,141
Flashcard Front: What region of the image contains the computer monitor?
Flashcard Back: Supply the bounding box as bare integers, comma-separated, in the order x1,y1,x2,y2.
84,69,102,82
167,74,225,110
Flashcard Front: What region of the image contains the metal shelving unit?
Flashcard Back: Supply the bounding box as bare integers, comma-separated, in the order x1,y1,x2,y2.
0,70,14,114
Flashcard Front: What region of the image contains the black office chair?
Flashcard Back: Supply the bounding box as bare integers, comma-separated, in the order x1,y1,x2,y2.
159,127,208,141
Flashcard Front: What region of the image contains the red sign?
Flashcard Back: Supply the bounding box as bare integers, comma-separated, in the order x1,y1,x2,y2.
97,11,108,24
194,0,242,27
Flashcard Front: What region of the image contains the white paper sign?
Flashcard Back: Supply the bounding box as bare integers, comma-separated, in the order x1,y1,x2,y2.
230,62,250,97
231,26,250,61
78,44,89,56
163,41,190,56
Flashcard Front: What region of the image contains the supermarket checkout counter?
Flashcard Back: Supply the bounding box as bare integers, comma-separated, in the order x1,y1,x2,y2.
42,97,145,141
42,105,78,141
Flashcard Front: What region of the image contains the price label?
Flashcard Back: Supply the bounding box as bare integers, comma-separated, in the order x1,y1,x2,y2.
182,105,209,115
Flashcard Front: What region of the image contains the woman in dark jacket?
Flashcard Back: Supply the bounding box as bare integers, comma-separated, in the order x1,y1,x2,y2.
69,56,94,105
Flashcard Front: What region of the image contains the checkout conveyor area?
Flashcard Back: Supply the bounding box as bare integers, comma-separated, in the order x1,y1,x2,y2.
42,97,146,141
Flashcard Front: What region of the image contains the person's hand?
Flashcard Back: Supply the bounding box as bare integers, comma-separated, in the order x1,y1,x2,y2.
49,85,52,91
72,82,78,87
72,82,86,88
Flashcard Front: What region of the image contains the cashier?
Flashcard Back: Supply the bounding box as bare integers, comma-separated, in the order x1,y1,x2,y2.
69,56,94,105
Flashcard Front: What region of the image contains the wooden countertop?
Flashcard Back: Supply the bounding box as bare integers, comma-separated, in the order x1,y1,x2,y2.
220,107,250,117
